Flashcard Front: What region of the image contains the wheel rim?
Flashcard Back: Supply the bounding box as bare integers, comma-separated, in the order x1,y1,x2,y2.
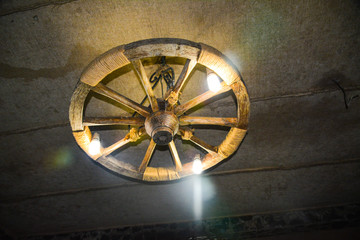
69,38,250,182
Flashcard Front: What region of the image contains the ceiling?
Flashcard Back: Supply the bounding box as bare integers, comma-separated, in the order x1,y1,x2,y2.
0,0,360,238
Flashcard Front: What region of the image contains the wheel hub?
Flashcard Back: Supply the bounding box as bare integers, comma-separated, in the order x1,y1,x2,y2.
145,111,179,145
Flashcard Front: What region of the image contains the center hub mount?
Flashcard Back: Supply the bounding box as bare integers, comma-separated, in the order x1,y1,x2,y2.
145,111,179,145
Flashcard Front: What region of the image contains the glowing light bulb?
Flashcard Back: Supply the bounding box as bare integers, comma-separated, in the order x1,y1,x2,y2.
89,133,101,156
192,154,203,174
207,73,222,92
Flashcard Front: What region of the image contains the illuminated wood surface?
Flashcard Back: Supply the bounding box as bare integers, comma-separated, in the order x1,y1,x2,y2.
179,116,238,127
168,140,182,171
83,117,145,126
139,139,156,173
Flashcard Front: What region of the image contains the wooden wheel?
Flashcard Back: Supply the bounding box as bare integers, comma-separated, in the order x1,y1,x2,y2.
69,38,250,182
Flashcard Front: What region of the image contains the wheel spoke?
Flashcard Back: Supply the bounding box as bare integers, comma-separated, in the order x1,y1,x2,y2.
102,137,131,157
178,128,217,153
102,128,146,156
83,117,145,126
175,82,231,116
139,139,156,172
175,59,197,93
166,59,197,109
188,135,217,154
168,140,182,171
92,83,150,117
179,116,237,127
132,60,159,112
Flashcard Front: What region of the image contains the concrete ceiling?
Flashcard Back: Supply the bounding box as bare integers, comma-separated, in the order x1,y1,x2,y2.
0,0,359,238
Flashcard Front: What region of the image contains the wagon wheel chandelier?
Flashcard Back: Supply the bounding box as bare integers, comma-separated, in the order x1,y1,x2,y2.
69,38,249,182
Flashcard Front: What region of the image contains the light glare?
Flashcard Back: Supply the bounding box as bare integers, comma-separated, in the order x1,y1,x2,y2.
207,73,222,92
89,133,101,156
193,176,202,220
192,157,203,174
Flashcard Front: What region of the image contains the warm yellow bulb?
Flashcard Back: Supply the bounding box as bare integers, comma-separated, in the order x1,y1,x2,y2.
192,154,203,174
207,73,222,92
89,133,101,156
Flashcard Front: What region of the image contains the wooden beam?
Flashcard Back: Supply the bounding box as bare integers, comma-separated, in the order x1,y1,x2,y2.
132,60,159,112
83,117,145,126
179,116,237,127
139,139,156,172
168,140,182,171
102,137,131,157
175,82,231,116
92,83,150,117
102,128,146,156
166,59,197,109
178,128,217,153
189,135,217,154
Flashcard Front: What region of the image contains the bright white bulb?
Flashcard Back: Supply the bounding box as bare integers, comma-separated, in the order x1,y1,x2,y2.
207,73,222,92
88,134,101,156
192,157,203,175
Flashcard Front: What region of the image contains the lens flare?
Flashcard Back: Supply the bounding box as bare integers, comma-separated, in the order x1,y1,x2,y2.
44,147,73,170
207,73,222,93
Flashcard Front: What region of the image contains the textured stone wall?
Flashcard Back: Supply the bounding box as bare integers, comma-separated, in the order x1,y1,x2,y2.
23,204,360,240
1,0,360,238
